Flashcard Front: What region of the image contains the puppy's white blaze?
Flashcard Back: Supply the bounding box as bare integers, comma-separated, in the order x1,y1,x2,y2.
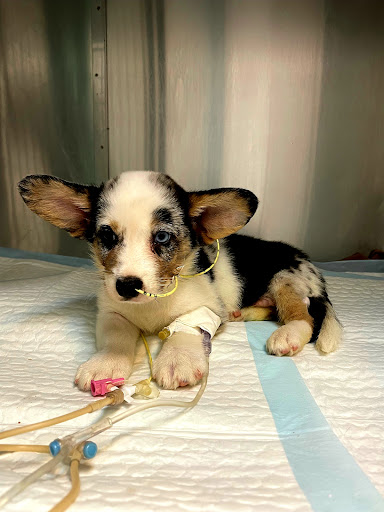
99,171,169,293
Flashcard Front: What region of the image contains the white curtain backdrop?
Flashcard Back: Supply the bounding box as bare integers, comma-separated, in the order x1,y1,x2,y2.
108,0,384,261
1,0,383,261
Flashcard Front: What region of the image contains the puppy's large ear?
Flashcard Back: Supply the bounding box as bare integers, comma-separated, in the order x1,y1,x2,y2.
18,175,101,240
189,188,258,244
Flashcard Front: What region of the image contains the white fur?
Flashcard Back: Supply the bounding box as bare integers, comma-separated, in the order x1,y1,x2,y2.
100,172,170,302
315,303,342,354
152,332,208,390
75,311,138,390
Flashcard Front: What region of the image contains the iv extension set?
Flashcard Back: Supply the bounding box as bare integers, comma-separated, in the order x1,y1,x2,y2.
0,242,222,512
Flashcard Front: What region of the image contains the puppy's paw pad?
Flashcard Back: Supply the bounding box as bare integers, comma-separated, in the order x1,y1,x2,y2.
266,325,302,357
229,310,244,322
153,345,207,390
75,353,132,391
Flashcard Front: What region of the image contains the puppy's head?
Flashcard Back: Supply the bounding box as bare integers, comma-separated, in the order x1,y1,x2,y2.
18,172,258,303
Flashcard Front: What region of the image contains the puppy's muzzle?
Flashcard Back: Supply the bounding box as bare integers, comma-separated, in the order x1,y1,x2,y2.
116,277,143,300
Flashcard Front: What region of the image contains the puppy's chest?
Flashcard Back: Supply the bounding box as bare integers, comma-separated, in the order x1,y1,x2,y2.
121,305,172,334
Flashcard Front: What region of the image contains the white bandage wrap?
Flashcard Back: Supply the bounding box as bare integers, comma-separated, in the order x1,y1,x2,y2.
165,306,222,339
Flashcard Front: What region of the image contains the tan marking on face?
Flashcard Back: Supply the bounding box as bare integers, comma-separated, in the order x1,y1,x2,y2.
155,237,192,288
109,220,121,236
90,242,104,275
102,222,123,273
150,210,193,290
92,232,120,274
103,247,120,273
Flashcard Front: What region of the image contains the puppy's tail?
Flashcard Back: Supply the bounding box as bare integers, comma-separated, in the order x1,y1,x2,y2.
308,296,342,354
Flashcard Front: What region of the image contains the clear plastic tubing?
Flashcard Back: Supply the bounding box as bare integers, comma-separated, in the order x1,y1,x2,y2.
0,364,208,510
0,449,67,508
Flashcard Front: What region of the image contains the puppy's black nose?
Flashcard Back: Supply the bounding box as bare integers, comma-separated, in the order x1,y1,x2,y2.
116,277,143,299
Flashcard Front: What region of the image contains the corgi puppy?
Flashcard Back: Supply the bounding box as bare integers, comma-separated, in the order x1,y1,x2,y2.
18,171,342,390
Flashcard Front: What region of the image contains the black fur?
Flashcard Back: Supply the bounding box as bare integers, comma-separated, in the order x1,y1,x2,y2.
195,248,215,281
85,184,104,242
225,233,335,343
154,174,197,246
154,207,173,225
225,234,309,308
97,225,119,250
308,296,330,343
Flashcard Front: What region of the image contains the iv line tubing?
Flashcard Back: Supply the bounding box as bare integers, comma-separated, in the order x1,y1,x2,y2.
0,444,50,454
0,372,208,512
0,450,67,509
110,371,208,426
0,331,208,512
49,451,81,512
46,372,206,512
0,373,207,510
0,395,114,441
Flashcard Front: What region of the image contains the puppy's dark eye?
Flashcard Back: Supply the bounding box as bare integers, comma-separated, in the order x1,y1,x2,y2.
154,231,171,244
98,225,118,249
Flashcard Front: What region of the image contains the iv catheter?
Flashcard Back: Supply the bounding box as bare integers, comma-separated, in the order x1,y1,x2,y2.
0,335,209,512
0,243,221,512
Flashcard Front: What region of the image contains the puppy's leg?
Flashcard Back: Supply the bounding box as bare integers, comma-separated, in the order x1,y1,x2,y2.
266,283,313,356
229,306,275,322
75,312,139,391
313,299,342,354
153,332,207,390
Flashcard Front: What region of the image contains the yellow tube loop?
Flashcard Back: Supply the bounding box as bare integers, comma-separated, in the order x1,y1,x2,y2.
136,239,220,298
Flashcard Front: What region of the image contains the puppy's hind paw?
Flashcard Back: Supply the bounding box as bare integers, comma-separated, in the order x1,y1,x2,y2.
266,321,312,357
229,306,275,322
229,310,244,322
75,352,133,391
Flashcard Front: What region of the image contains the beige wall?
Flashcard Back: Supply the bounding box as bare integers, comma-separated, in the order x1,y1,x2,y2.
0,0,107,257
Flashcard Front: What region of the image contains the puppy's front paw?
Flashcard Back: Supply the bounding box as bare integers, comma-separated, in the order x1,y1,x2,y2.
153,333,207,390
75,352,133,391
266,321,311,357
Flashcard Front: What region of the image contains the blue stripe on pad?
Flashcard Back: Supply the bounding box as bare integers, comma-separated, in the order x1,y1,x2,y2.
321,270,384,281
315,260,384,273
246,321,384,512
0,247,93,268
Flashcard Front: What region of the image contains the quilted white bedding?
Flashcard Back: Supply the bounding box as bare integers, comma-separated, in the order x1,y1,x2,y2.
0,250,383,512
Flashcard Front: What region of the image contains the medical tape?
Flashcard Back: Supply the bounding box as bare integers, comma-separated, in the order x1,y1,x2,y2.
158,306,221,341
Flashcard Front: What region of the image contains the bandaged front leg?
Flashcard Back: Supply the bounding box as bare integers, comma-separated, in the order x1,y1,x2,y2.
75,311,139,391
153,307,221,390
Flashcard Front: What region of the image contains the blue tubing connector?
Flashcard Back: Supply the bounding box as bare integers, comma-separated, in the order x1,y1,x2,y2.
49,439,62,457
83,441,97,459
